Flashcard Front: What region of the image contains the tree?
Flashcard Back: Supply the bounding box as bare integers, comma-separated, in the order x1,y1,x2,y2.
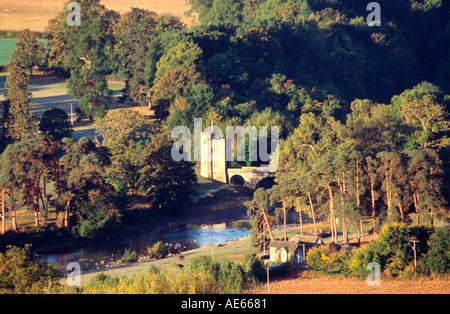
114,8,159,104
136,130,197,213
187,0,245,25
407,149,446,225
150,65,203,120
154,42,203,83
278,112,340,175
0,154,19,231
245,188,274,249
66,60,112,120
4,58,37,142
0,245,62,293
94,109,152,193
425,227,450,275
391,82,450,150
312,150,338,243
63,0,115,119
377,151,407,223
39,108,73,141
269,178,294,241
164,83,215,130
0,137,47,227
363,155,380,230
45,15,67,73
59,137,119,235
341,99,409,156
12,29,45,77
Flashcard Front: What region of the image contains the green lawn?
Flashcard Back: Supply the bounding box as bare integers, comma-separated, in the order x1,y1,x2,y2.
0,39,17,66
0,38,47,67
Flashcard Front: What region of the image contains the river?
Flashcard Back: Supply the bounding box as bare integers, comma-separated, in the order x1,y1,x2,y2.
38,221,251,272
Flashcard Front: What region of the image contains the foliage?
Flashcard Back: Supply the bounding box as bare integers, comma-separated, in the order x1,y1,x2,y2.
424,227,450,275
117,248,138,265
4,53,37,141
348,224,436,278
62,0,115,119
39,108,74,141
305,224,448,278
11,29,46,76
0,245,63,294
136,129,198,213
242,254,266,281
83,256,248,294
94,109,152,193
245,188,274,248
147,241,169,259
306,245,352,275
391,82,450,150
188,255,247,294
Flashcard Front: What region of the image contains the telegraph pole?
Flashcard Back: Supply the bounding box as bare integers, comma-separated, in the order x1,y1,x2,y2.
70,103,74,126
410,240,419,270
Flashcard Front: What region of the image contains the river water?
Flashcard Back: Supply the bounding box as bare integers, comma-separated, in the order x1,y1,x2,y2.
38,221,251,272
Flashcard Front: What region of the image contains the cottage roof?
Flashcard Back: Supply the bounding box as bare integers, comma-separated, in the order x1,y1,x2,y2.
290,234,324,246
269,240,300,252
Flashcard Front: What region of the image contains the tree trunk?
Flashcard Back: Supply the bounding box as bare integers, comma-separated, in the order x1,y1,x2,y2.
360,218,364,241
307,192,317,236
397,201,404,221
11,202,17,231
283,202,287,241
296,199,303,236
327,185,336,243
261,207,273,241
64,198,70,228
34,198,40,227
1,191,5,234
356,164,360,208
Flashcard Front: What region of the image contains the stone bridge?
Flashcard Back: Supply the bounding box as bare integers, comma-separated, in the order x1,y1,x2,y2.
200,133,277,190
227,167,276,190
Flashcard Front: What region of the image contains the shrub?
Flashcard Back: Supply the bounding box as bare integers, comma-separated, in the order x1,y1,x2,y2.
189,255,246,294
0,245,63,293
118,248,138,264
147,241,169,259
348,242,383,278
306,245,352,275
83,257,247,294
242,254,266,281
424,227,450,275
349,224,436,278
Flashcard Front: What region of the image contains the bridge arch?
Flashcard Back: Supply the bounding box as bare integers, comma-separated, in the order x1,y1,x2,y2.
255,176,276,190
230,175,245,186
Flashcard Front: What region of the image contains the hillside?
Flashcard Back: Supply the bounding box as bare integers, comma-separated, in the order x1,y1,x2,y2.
0,0,192,32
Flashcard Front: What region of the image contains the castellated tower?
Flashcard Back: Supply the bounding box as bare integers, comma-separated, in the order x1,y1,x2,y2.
200,130,228,184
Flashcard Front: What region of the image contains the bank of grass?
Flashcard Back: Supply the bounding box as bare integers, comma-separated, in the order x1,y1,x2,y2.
79,234,258,284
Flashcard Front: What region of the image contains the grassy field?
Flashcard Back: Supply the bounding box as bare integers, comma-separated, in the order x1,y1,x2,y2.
0,39,17,66
0,0,193,32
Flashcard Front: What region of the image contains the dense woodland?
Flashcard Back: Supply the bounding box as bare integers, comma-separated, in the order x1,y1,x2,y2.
0,0,449,245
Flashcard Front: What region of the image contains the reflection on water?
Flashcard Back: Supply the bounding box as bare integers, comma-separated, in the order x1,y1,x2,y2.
39,221,250,272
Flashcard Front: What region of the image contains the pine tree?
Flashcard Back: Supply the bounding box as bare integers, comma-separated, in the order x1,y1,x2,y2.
4,59,37,141
363,155,380,230
312,150,338,243
407,149,445,225
12,29,45,77
377,151,407,223
245,188,274,249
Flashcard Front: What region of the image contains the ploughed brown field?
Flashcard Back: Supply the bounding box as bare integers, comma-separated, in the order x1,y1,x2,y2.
252,274,450,294
0,0,193,32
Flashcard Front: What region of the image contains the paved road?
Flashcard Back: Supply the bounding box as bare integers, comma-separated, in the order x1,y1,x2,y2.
0,72,117,141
